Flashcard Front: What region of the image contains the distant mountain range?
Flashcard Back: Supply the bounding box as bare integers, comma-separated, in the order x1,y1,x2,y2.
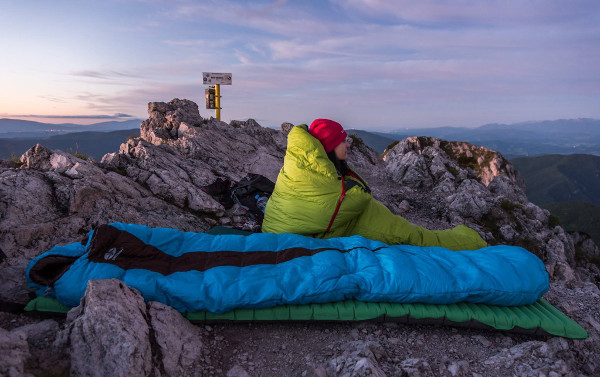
0,118,143,160
350,118,600,158
0,129,139,161
0,118,142,138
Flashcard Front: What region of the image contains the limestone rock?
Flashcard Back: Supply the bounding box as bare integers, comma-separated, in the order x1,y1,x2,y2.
385,151,435,190
381,135,581,280
1,137,210,267
0,327,32,377
141,98,203,145
0,260,31,306
384,136,524,188
104,103,287,219
398,358,434,377
346,135,395,203
281,122,294,133
148,301,205,377
59,279,154,377
570,231,600,263
446,179,492,220
446,360,469,376
20,144,53,170
13,319,59,343
57,279,207,377
483,340,573,376
326,341,387,377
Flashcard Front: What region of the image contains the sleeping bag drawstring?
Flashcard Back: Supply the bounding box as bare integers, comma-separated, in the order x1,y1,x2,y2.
326,176,346,233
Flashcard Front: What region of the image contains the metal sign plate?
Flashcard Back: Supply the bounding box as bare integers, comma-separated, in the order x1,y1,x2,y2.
202,72,232,85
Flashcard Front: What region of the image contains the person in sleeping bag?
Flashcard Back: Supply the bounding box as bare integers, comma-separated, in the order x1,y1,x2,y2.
262,119,487,251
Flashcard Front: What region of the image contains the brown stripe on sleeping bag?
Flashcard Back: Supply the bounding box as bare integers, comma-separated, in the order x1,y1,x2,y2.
28,255,80,286
88,224,383,276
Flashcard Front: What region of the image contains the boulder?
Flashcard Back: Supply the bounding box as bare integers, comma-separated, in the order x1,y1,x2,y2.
58,279,154,377
56,279,206,377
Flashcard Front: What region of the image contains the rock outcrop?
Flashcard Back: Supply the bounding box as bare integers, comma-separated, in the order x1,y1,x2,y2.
101,99,286,221
382,136,580,281
1,98,599,376
54,279,206,377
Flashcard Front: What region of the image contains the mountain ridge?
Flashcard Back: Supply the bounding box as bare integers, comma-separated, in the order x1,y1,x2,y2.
0,118,143,138
0,128,140,160
350,119,600,158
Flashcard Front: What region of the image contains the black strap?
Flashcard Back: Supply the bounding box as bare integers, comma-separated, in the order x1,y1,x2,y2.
345,169,371,194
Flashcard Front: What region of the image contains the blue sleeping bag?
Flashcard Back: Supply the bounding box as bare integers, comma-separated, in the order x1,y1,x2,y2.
26,223,549,314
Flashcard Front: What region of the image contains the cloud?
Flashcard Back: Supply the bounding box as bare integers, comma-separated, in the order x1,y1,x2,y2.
64,82,208,119
71,70,144,80
38,95,67,104
161,37,239,54
268,37,381,60
163,39,207,47
165,1,335,39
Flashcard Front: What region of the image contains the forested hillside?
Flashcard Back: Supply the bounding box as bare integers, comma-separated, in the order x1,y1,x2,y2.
511,154,600,205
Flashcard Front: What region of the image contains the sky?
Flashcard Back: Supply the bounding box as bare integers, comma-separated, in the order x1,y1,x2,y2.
1,0,599,131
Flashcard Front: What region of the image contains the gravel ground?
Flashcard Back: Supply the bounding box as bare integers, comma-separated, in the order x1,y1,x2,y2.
186,278,600,377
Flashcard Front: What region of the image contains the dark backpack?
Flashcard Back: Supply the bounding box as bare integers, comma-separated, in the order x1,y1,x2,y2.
231,173,275,222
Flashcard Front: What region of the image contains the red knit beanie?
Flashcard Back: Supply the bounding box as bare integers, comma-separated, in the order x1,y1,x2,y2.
309,119,347,153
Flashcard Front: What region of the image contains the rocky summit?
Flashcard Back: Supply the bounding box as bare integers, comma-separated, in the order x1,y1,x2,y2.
1,98,600,376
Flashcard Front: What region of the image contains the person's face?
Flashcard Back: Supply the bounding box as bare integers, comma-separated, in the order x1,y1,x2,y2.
334,137,352,160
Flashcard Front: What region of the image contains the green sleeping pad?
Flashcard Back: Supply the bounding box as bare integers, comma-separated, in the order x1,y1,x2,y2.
25,296,587,339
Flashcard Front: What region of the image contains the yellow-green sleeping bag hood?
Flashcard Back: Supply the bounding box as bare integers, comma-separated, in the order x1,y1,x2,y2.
262,125,487,251
262,124,371,235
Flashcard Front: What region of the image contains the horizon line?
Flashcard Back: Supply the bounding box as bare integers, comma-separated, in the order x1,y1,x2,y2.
1,116,598,130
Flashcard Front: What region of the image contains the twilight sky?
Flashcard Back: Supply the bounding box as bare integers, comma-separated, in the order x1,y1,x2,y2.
1,0,599,130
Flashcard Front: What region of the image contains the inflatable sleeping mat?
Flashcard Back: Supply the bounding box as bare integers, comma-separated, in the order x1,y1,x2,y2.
25,224,588,339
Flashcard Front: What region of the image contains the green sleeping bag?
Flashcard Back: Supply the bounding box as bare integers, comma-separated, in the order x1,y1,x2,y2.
262,125,486,250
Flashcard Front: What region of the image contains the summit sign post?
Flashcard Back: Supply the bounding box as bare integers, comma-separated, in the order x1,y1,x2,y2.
203,72,232,85
203,72,232,121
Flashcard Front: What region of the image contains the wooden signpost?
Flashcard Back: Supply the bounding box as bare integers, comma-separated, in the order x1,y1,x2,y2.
203,72,232,121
